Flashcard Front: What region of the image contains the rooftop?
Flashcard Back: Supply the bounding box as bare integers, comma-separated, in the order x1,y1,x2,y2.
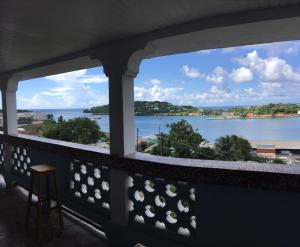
250,140,300,150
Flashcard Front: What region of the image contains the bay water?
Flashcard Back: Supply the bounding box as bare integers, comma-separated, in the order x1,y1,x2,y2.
33,109,300,143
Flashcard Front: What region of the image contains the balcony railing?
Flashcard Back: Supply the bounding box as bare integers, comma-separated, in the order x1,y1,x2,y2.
1,133,300,246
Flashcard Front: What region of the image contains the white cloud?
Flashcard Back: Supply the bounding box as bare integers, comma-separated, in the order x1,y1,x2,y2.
181,65,202,78
148,79,161,85
18,94,50,108
197,49,216,54
229,67,253,83
221,41,300,56
205,66,227,84
237,50,300,82
19,69,109,109
46,69,108,84
134,85,183,101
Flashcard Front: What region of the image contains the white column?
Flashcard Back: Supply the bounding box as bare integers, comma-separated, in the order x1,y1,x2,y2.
0,78,18,189
107,71,136,227
2,90,18,135
108,72,135,156
1,78,18,135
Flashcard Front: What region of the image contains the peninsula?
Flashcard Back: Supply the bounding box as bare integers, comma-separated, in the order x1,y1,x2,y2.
83,102,300,118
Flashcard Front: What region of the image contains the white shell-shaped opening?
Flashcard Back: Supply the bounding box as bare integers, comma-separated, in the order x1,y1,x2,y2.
94,189,101,199
134,215,145,224
155,195,166,208
87,177,94,186
70,162,74,171
134,190,145,202
128,176,134,187
74,173,81,181
145,180,155,192
102,181,110,191
75,191,81,198
178,227,190,237
102,202,110,209
80,165,87,174
191,216,196,229
94,168,101,178
70,180,75,189
155,221,166,230
166,184,177,197
145,205,155,218
177,200,189,213
88,196,95,204
166,211,177,224
190,188,195,201
81,184,87,194
128,200,134,211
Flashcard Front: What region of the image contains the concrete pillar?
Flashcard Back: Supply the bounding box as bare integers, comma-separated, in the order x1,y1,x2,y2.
0,78,18,135
108,72,135,156
0,77,18,190
95,45,147,242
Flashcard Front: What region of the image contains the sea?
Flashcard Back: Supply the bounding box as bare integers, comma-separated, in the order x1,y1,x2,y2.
33,108,300,143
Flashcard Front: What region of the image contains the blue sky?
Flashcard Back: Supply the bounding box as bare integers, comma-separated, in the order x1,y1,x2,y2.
17,40,300,109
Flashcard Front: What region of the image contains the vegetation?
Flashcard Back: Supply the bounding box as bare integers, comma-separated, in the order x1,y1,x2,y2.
0,109,31,113
41,115,105,144
230,103,300,116
150,120,216,159
83,101,202,116
272,158,286,164
23,123,43,136
148,119,280,163
83,105,109,114
214,135,252,161
84,102,300,118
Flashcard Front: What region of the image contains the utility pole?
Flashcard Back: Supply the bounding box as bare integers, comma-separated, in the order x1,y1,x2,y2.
159,125,163,156
136,128,139,151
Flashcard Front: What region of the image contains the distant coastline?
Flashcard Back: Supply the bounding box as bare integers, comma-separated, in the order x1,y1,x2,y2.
83,101,300,119
207,114,300,120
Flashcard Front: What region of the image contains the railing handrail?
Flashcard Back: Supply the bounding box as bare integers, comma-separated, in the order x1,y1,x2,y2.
1,133,300,191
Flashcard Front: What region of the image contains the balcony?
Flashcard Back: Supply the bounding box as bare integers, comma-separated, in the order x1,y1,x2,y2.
1,133,300,246
1,1,300,246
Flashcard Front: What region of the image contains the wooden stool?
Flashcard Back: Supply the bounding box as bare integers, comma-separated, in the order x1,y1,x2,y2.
25,164,63,238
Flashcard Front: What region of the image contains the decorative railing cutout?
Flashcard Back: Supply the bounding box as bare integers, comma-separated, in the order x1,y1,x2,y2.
70,159,111,210
128,174,196,237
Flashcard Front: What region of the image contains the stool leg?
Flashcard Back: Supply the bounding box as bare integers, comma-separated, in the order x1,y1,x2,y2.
46,175,51,218
36,174,41,239
53,172,63,233
25,174,34,229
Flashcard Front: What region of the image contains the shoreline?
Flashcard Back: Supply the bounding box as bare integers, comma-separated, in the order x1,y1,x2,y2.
207,115,300,120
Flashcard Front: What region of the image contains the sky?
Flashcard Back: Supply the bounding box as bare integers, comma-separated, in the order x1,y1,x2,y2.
16,40,300,109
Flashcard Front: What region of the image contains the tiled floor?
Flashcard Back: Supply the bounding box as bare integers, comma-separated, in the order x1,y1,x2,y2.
0,175,108,247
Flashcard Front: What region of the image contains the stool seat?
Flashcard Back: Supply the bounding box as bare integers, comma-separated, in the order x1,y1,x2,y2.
26,164,63,239
31,164,56,174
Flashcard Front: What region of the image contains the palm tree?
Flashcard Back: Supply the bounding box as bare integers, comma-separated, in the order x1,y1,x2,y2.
215,135,252,161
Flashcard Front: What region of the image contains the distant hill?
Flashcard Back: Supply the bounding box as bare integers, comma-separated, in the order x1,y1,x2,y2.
229,103,300,116
83,102,300,117
83,101,202,116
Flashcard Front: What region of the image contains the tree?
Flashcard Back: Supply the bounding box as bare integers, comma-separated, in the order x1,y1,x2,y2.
150,119,216,159
214,135,252,161
272,158,286,164
42,116,105,144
